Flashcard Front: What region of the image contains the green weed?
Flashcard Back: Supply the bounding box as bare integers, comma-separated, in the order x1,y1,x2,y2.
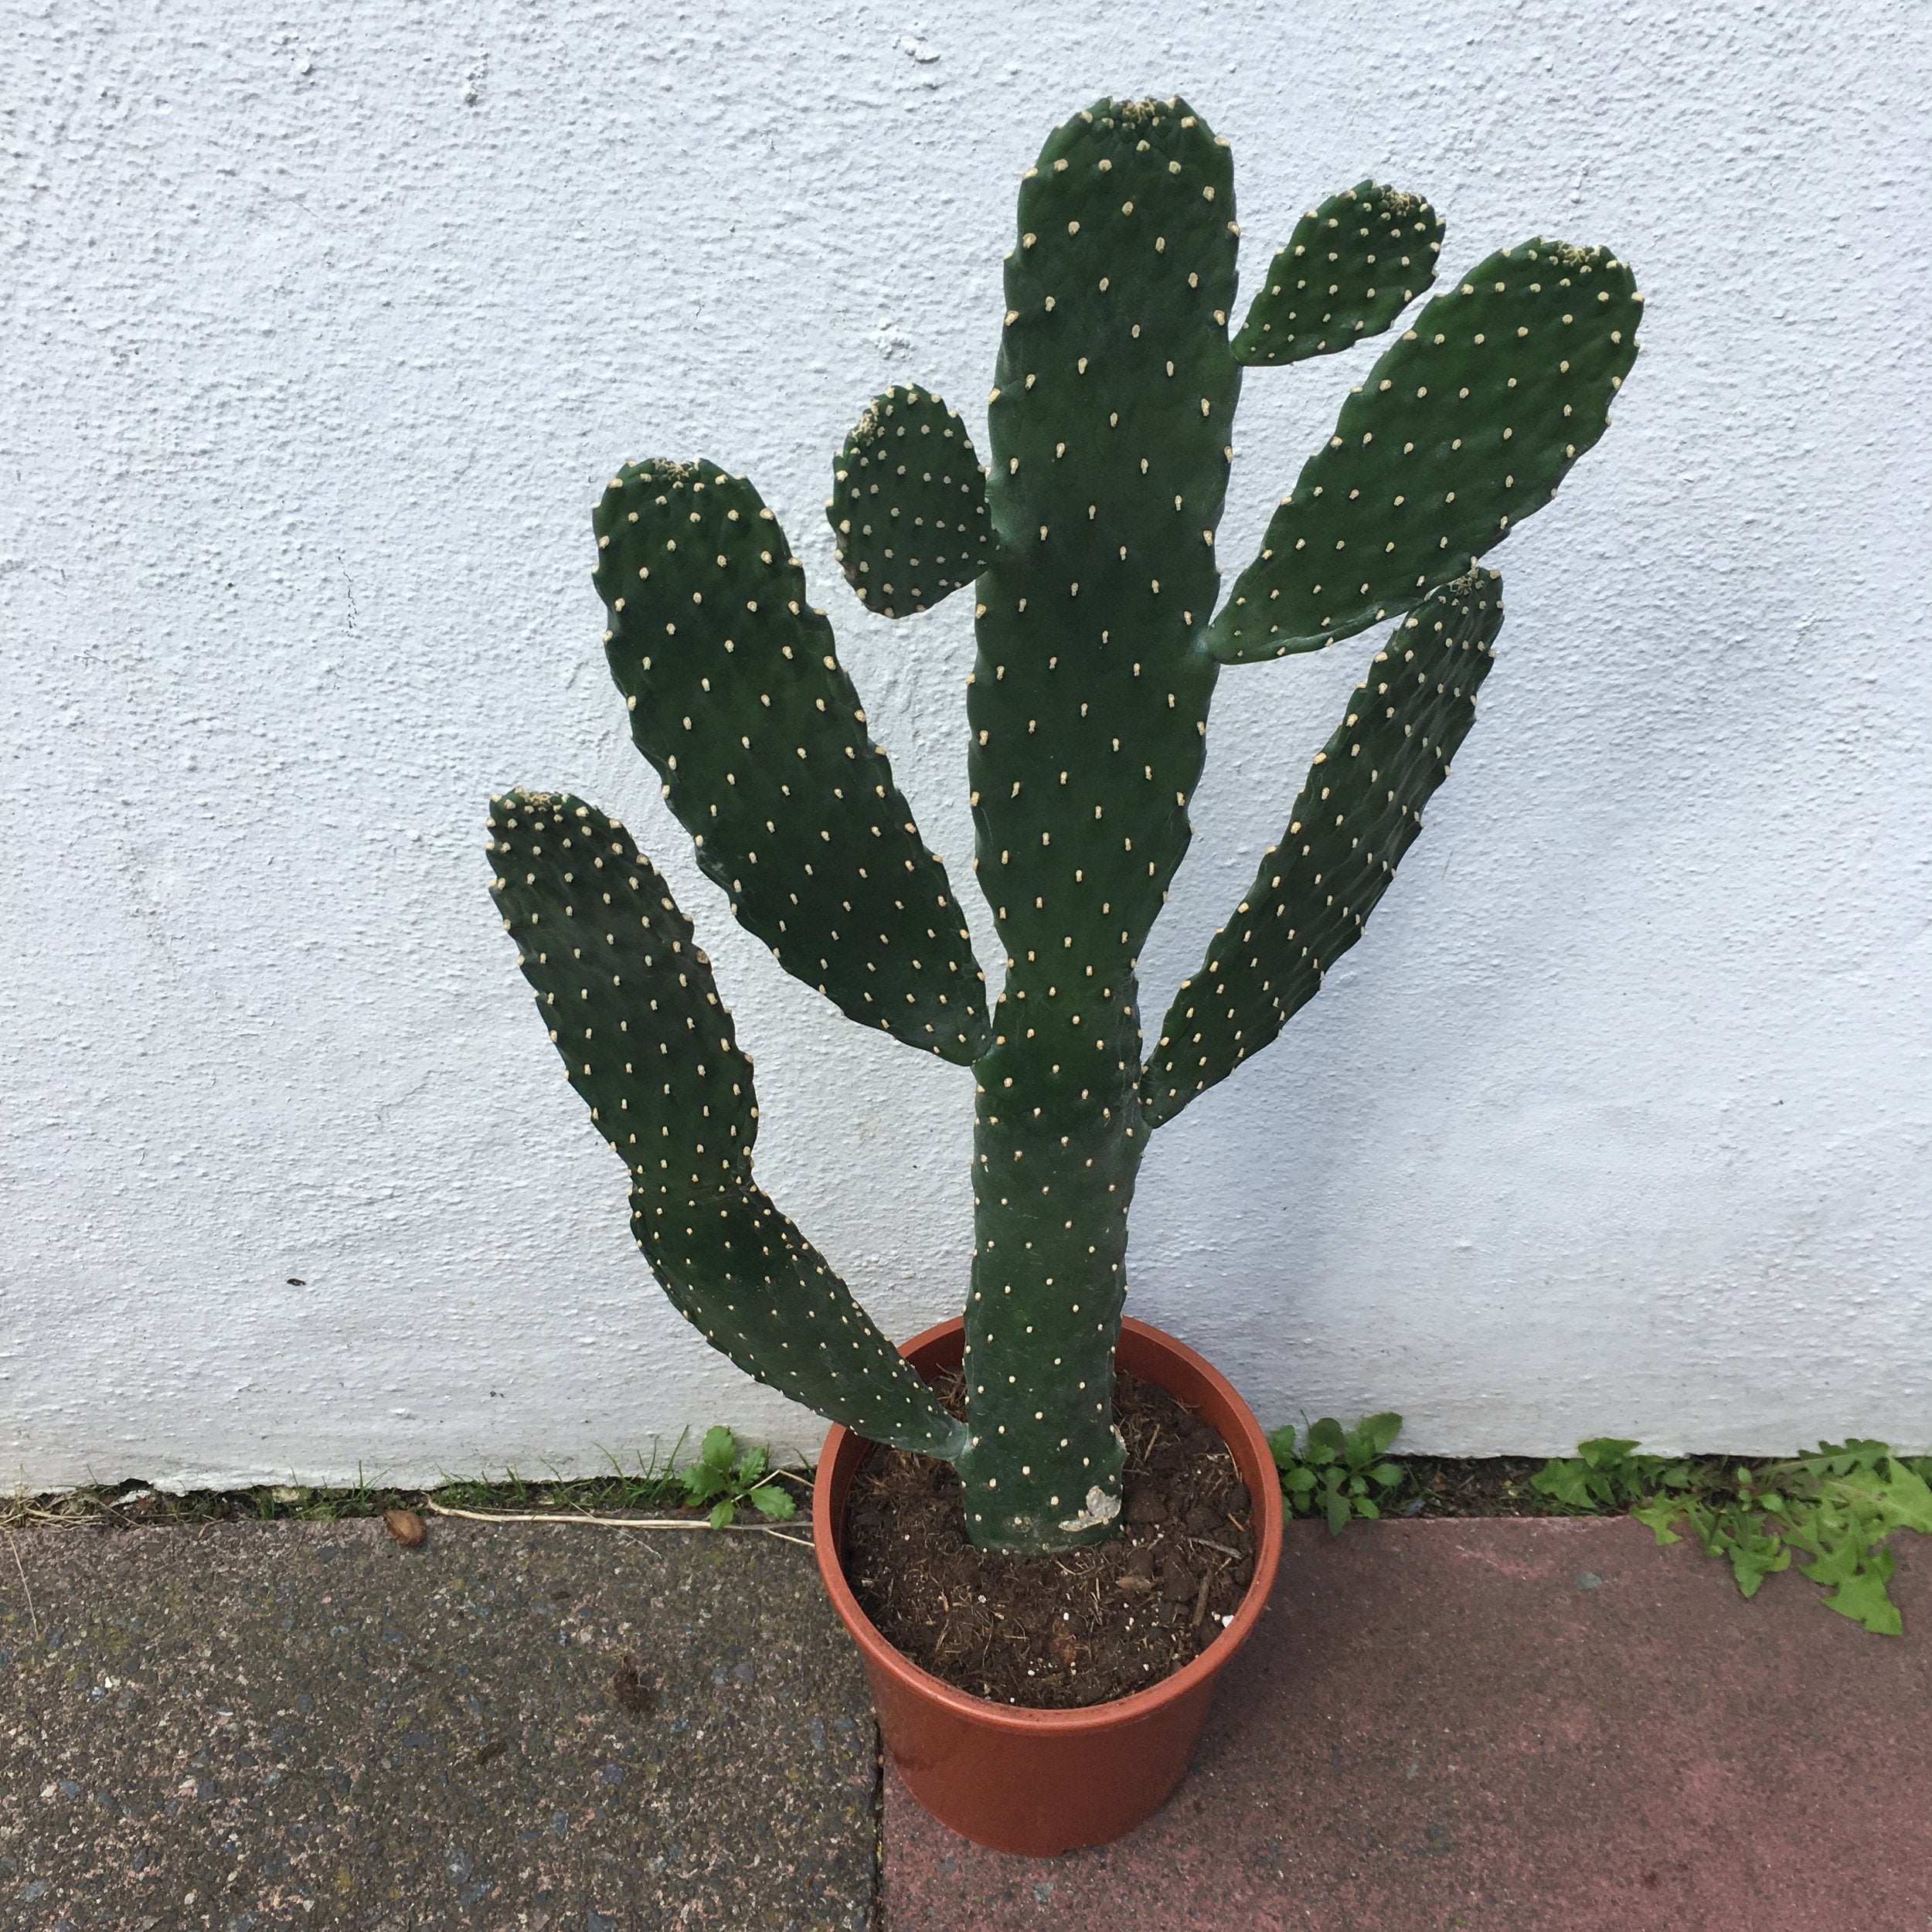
1267,1413,1932,1637
1623,1441,1932,1637
1270,1413,1405,1534
679,1427,799,1529
1530,1437,1696,1512
3,1434,806,1533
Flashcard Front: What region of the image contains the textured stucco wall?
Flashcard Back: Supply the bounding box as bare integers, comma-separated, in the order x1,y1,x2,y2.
5,0,1927,1491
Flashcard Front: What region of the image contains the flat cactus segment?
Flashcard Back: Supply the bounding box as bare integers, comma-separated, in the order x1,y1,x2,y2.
955,1080,1139,1550
593,459,989,1063
487,788,754,1172
973,95,1240,975
488,789,968,1458
624,1175,969,1461
828,384,994,617
952,96,1244,1545
1144,572,1504,1125
1209,240,1640,662
1233,180,1443,366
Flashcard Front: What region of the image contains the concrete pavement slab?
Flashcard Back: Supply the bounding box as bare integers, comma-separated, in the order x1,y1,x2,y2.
885,1516,1931,1930
0,1518,877,1931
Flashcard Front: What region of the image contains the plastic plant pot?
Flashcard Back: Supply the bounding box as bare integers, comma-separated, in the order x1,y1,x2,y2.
813,1315,1282,1855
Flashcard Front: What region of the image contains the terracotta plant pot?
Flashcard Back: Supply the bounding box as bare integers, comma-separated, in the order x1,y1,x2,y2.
813,1315,1282,1855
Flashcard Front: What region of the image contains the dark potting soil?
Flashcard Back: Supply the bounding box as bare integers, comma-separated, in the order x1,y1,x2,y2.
841,1369,1257,1710
1386,1454,1560,1517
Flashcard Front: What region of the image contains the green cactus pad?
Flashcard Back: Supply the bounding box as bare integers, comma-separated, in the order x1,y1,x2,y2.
488,788,753,1176
1144,570,1504,1125
1232,180,1443,366
487,789,968,1458
828,384,995,617
593,459,989,1063
1210,240,1639,662
974,95,1240,971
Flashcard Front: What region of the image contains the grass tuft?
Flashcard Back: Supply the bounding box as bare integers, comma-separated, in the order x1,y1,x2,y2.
3,1437,815,1534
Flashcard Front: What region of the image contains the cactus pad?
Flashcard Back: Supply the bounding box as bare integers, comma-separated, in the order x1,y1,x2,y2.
594,460,989,1063
828,384,995,617
488,787,753,1176
974,95,1240,970
1233,180,1443,366
1211,240,1639,662
488,789,968,1458
1145,571,1504,1124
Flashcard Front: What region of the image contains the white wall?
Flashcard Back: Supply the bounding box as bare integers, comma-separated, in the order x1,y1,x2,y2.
5,0,1927,1492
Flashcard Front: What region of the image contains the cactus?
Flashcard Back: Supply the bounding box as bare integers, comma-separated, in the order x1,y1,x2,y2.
1142,570,1502,1123
594,460,988,1064
488,96,1641,1555
1211,239,1640,661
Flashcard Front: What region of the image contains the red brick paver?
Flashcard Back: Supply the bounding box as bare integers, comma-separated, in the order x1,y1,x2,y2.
886,1517,1932,1930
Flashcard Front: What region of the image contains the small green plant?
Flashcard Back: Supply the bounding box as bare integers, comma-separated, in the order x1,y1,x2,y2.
1526,1437,1932,1636
1628,1442,1932,1637
1530,1437,1694,1512
679,1427,799,1529
1270,1413,1405,1533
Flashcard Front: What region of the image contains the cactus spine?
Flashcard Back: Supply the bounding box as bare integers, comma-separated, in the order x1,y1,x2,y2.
490,95,1641,1555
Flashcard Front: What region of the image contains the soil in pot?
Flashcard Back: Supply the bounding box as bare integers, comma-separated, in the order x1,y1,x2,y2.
841,1369,1257,1710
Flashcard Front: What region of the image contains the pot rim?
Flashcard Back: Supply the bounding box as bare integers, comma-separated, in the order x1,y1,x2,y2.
812,1313,1282,1736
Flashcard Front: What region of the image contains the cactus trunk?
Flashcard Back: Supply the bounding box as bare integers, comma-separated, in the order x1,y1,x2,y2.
957,1011,1147,1549
948,99,1239,1551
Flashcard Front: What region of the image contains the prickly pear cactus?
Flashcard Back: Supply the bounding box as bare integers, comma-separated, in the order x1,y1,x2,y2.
1211,240,1639,660
593,460,989,1064
489,96,1641,1553
1143,570,1504,1121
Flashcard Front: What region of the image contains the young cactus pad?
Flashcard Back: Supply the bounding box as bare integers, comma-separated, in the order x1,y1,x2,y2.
1232,179,1444,366
490,95,1641,1554
829,384,996,617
